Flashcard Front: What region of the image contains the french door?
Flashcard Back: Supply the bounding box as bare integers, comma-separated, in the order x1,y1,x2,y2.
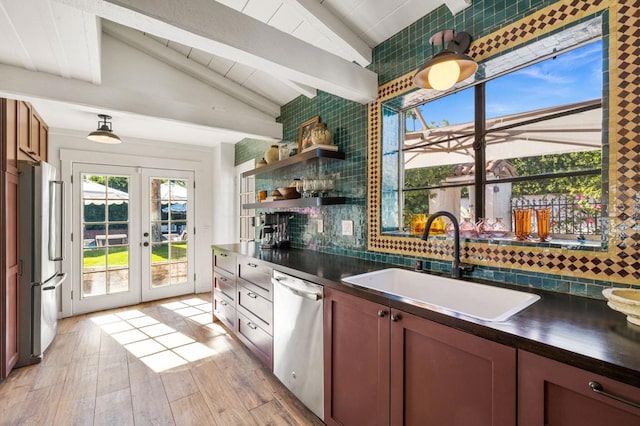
72,164,194,314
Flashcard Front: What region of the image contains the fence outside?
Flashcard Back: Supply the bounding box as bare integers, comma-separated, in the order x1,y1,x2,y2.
511,194,602,235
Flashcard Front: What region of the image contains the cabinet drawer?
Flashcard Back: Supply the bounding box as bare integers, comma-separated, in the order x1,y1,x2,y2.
238,258,272,298
237,311,272,368
213,294,235,331
237,280,273,334
214,268,236,301
214,249,236,274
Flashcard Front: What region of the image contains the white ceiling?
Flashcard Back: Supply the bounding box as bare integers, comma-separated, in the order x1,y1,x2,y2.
0,0,471,146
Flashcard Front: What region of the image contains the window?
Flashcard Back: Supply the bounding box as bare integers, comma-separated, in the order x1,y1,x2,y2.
391,39,603,243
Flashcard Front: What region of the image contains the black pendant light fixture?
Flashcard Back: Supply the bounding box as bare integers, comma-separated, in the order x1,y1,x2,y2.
413,30,478,91
87,114,121,144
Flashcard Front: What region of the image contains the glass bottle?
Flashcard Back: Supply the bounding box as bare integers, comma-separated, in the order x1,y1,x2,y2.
492,218,508,237
476,218,493,239
459,217,478,239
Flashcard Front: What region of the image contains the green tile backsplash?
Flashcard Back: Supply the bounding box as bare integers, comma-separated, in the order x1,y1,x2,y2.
234,0,619,299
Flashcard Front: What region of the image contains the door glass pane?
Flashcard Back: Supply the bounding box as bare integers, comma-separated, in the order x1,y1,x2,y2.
149,177,189,288
81,174,130,298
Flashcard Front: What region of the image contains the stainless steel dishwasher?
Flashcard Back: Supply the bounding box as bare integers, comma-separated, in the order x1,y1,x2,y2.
272,270,324,421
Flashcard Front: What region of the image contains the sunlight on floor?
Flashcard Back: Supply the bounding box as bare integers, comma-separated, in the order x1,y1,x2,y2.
91,297,228,373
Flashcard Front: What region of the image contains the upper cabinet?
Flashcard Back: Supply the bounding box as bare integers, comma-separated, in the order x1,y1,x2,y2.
17,101,47,163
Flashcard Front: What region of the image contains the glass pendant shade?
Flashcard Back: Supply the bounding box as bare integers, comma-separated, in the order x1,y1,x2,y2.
413,50,478,90
87,114,121,144
413,30,478,91
427,59,461,90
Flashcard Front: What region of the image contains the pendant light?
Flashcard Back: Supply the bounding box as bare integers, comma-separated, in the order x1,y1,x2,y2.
87,114,121,144
413,30,478,91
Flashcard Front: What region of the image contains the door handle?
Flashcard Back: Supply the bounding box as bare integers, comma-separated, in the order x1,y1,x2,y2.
42,273,67,291
589,381,640,409
272,278,322,301
49,180,64,261
390,313,401,322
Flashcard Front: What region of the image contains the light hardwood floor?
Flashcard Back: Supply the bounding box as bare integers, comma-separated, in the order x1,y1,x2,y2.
0,293,323,425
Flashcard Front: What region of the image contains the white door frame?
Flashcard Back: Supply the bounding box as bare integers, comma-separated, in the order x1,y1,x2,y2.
59,149,203,317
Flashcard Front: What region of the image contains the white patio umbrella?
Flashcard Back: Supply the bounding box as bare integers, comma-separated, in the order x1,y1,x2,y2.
160,181,187,214
404,99,601,169
82,179,129,204
160,181,187,200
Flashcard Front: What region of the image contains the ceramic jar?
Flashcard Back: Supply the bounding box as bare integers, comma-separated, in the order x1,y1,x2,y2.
264,144,280,164
311,123,332,145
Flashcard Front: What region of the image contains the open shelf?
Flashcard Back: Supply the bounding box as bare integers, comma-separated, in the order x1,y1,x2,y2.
242,148,345,178
243,197,346,209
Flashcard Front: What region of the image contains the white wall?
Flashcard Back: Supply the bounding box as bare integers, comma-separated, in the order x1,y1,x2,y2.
48,129,232,315
211,142,237,244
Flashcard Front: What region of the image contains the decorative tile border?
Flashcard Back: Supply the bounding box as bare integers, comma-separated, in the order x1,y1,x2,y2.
367,0,640,285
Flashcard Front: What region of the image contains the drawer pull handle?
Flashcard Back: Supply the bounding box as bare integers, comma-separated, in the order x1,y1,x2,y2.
589,381,640,409
247,322,257,330
247,262,258,268
220,300,228,306
218,276,227,282
247,292,258,299
219,253,228,257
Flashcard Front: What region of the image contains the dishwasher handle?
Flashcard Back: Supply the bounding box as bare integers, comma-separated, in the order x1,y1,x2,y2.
272,277,322,301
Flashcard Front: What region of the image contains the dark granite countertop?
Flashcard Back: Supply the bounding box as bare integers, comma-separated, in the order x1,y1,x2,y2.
213,243,640,388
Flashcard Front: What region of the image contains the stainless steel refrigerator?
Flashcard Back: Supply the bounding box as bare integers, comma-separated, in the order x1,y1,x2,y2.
17,160,66,367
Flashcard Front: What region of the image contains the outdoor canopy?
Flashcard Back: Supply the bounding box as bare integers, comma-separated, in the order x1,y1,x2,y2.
403,99,601,169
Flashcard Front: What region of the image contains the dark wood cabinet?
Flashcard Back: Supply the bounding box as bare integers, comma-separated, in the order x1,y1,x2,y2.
518,350,640,425
16,101,47,162
235,256,273,368
390,309,515,426
212,249,274,369
1,98,24,380
324,288,390,426
324,288,516,426
212,248,237,331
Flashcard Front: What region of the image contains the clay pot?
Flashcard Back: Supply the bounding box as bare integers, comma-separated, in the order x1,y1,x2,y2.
264,145,280,164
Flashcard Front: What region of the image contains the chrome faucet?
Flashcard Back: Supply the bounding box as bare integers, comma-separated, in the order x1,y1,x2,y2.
421,211,474,279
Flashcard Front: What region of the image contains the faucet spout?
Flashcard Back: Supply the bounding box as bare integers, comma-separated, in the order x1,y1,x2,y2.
421,211,473,279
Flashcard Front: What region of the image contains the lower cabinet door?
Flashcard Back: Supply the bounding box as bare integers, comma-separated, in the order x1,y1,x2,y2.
324,288,390,426
518,350,640,425
390,309,516,426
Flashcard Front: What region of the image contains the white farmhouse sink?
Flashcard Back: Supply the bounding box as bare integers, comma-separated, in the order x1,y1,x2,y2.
342,268,540,322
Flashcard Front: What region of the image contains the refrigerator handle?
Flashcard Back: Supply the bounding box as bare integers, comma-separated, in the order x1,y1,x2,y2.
49,180,64,261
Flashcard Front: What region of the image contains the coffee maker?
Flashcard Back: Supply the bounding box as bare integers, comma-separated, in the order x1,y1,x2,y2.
257,213,292,249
